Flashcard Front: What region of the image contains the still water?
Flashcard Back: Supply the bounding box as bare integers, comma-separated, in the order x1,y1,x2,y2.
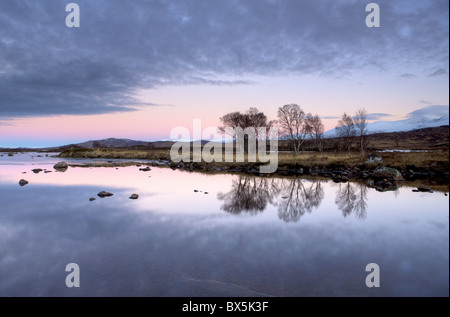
0,153,448,296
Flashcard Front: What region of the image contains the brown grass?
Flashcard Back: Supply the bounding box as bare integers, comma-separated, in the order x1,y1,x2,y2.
58,147,449,174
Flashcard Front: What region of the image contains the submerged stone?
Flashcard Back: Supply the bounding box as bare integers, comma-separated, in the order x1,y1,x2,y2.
97,191,114,198
54,161,68,172
129,194,139,200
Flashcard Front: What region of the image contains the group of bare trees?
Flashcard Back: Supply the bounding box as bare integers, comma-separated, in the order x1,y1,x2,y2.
219,104,325,154
219,105,368,155
277,104,325,154
335,108,368,156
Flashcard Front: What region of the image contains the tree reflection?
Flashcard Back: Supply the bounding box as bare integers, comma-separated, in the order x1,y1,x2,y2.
218,176,370,221
217,176,281,215
217,176,325,222
277,179,324,222
335,182,368,220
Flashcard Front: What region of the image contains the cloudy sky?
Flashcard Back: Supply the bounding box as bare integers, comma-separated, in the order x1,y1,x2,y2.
0,0,448,147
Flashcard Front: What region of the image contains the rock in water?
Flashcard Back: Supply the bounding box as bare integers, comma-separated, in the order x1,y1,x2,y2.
373,167,404,181
89,197,96,201
129,194,139,200
32,169,43,174
97,191,114,198
417,187,433,193
139,167,151,172
19,179,29,186
54,161,68,172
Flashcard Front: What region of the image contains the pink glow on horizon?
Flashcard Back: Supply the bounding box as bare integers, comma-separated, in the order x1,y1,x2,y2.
2,71,445,148
0,108,222,145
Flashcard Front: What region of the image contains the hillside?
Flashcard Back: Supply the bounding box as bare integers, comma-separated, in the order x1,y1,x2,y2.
279,125,449,152
1,126,448,153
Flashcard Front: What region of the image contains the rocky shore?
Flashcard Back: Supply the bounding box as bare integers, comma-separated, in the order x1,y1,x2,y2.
56,148,449,192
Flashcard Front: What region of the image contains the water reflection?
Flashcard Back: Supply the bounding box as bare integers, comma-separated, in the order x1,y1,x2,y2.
335,182,368,220
277,179,324,222
217,176,325,222
216,177,281,214
0,156,448,296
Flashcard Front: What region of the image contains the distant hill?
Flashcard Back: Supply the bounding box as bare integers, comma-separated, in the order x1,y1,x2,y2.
75,138,152,148
278,125,449,151
363,125,449,151
324,105,449,138
1,125,447,153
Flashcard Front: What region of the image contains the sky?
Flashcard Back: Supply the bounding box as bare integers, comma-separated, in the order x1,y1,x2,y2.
0,0,448,148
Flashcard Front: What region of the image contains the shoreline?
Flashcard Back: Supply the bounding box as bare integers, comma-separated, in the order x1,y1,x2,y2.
2,148,448,191
54,147,449,191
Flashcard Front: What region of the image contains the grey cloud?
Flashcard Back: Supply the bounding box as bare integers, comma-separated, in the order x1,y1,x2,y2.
400,74,416,78
428,68,449,77
406,105,449,120
0,0,448,118
366,113,392,120
321,116,341,120
323,113,391,120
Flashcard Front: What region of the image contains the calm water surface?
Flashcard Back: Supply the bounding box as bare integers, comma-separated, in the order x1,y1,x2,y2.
0,153,448,296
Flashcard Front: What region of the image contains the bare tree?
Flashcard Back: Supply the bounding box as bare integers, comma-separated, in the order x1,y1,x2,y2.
305,114,324,153
353,108,368,155
277,104,308,154
219,107,273,152
336,112,356,156
219,107,273,137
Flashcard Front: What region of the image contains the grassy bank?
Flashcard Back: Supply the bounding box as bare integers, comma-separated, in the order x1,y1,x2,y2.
58,147,449,175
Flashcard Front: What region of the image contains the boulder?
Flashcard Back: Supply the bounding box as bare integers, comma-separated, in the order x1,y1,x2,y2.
89,197,96,201
54,161,68,172
97,191,114,198
32,169,43,174
417,187,433,193
139,167,151,172
19,179,29,186
373,167,404,181
365,154,383,164
129,194,139,200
